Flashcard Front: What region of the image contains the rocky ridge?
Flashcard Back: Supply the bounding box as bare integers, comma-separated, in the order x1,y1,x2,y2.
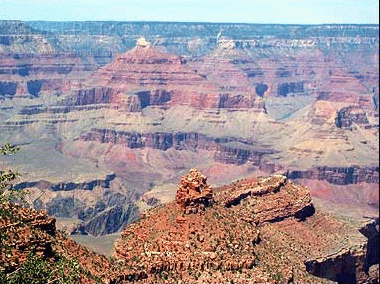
0,170,378,283
114,170,376,283
0,202,117,283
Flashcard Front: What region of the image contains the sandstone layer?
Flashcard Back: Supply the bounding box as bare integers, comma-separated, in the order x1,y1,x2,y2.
72,41,223,110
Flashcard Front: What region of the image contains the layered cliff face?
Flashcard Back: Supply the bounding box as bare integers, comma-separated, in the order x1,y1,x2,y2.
114,171,375,283
1,22,378,104
24,175,140,237
0,53,99,100
187,44,315,100
3,96,375,235
72,40,223,110
0,140,142,237
286,166,379,185
188,37,376,117
304,215,379,284
0,21,101,101
79,128,275,159
315,68,374,108
0,21,56,55
0,21,378,244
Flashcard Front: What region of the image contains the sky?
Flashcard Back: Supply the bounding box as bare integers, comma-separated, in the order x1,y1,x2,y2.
0,0,379,24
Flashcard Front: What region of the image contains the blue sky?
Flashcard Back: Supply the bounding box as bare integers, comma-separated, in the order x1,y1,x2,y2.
0,0,378,24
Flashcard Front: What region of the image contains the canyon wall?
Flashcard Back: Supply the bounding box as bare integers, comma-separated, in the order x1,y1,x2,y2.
286,166,379,185
0,20,378,242
0,53,99,99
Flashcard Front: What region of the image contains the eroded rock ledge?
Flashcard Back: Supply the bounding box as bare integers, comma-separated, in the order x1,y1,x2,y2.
114,170,374,283
1,170,376,283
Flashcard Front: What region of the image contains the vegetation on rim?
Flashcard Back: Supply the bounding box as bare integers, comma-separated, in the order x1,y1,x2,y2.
0,143,101,284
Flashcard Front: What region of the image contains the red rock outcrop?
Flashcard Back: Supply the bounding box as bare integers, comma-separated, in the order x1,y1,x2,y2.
1,172,376,283
221,175,315,224
114,172,261,282
175,168,214,214
0,203,56,272
114,172,375,283
0,202,139,283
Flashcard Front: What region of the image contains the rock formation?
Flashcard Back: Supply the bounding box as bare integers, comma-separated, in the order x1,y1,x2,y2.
335,106,370,128
113,171,376,283
286,166,379,185
1,169,378,283
72,38,221,109
0,53,98,99
315,68,373,108
175,168,214,214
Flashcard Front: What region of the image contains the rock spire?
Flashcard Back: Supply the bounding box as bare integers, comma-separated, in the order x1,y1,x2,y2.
175,168,214,214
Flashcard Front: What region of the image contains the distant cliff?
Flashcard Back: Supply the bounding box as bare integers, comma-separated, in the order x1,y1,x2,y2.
286,166,379,185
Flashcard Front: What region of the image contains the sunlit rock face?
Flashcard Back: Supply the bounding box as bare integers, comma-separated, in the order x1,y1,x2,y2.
0,53,99,99
73,40,221,110
175,168,214,214
113,173,374,283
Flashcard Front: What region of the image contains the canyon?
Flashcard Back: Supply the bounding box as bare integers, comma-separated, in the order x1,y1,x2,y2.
0,21,378,282
1,170,378,283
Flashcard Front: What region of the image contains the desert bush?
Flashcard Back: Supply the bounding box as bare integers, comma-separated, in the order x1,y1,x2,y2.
0,143,25,206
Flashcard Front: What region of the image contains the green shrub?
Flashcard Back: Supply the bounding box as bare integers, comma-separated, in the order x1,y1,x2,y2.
0,143,23,206
0,251,83,284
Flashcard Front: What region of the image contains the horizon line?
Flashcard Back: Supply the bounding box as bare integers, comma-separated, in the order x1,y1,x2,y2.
1,19,379,26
